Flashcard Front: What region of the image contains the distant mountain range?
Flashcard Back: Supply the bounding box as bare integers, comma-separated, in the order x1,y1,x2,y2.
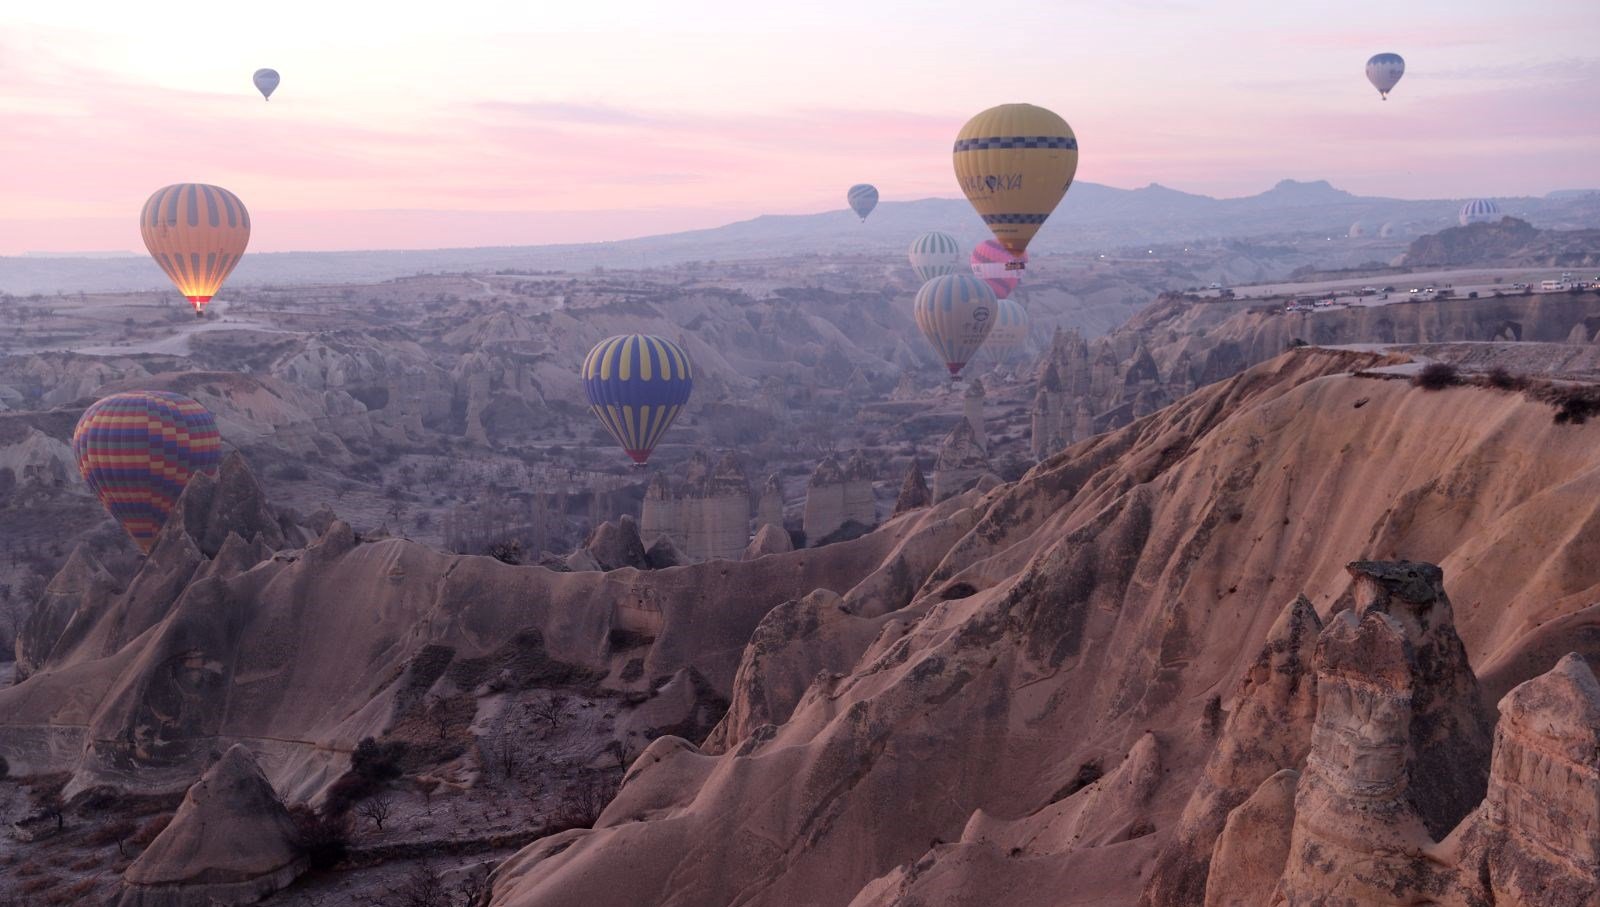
4,181,1599,295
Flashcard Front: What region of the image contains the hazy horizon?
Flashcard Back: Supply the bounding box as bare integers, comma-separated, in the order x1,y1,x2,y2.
4,0,1598,254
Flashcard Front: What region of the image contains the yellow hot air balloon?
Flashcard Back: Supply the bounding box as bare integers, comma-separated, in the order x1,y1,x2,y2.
140,184,251,317
952,103,1077,263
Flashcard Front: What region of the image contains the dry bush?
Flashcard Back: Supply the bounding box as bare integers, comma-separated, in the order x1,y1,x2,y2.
1412,362,1460,390
1483,367,1524,390
288,804,351,870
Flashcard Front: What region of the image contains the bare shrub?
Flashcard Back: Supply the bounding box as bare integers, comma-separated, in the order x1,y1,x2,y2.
357,795,394,831
1412,362,1460,390
392,863,449,907
289,804,351,870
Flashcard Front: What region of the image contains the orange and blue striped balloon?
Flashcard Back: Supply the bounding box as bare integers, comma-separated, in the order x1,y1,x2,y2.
581,335,694,465
72,391,223,553
140,183,251,316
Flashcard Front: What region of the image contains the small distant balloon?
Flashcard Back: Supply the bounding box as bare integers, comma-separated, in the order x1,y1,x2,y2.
913,274,997,379
1458,199,1501,226
1365,53,1404,99
847,184,879,221
907,231,962,282
253,68,280,101
970,239,1028,299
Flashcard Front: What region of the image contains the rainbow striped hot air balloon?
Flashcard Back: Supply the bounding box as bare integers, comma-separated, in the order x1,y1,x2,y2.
140,183,251,317
72,391,223,553
908,231,963,282
970,239,1029,299
913,274,997,379
582,334,694,465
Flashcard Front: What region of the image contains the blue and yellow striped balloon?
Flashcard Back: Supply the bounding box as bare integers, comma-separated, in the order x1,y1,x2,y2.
908,231,962,282
72,391,223,553
582,335,694,465
847,184,879,221
913,274,997,379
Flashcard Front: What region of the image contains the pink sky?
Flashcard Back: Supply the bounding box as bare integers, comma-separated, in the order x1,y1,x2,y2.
2,0,1597,253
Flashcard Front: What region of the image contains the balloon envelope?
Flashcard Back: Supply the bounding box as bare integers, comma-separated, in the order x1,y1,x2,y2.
253,68,280,100
953,103,1077,258
582,334,694,464
140,184,251,316
1365,53,1404,98
908,231,962,282
970,239,1028,299
847,184,879,221
981,298,1030,360
73,391,222,553
1458,199,1501,226
913,274,997,378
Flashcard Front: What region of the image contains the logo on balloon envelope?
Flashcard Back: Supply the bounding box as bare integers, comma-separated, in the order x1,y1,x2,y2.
961,305,993,342
963,174,1023,197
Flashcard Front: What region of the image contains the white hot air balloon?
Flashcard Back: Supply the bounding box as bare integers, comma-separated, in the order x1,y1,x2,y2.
1365,53,1404,99
907,231,962,281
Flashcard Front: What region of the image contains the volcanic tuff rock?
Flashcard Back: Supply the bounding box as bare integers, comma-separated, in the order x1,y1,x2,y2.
0,446,949,805
164,451,296,558
1142,595,1322,906
756,473,785,529
118,744,305,907
892,457,930,515
1201,770,1299,907
13,543,121,681
1277,610,1434,905
1450,653,1600,906
743,522,793,560
1346,559,1493,837
803,452,876,544
580,514,650,571
931,417,989,502
482,349,1600,907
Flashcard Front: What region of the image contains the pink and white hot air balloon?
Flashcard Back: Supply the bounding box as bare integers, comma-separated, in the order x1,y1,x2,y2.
970,239,1028,300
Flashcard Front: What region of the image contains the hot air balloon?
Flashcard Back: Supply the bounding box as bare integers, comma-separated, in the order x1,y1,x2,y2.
253,68,280,100
1365,53,1404,99
953,103,1077,262
73,391,222,553
140,184,251,317
908,231,962,281
1459,199,1501,226
914,274,997,379
847,184,879,221
970,239,1029,299
980,298,1030,362
582,334,694,465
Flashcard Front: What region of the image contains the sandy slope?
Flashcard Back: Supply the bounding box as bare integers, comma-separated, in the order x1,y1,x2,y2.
485,348,1600,906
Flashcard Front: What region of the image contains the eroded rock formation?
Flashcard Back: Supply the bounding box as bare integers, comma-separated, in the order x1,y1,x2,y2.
118,744,305,907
